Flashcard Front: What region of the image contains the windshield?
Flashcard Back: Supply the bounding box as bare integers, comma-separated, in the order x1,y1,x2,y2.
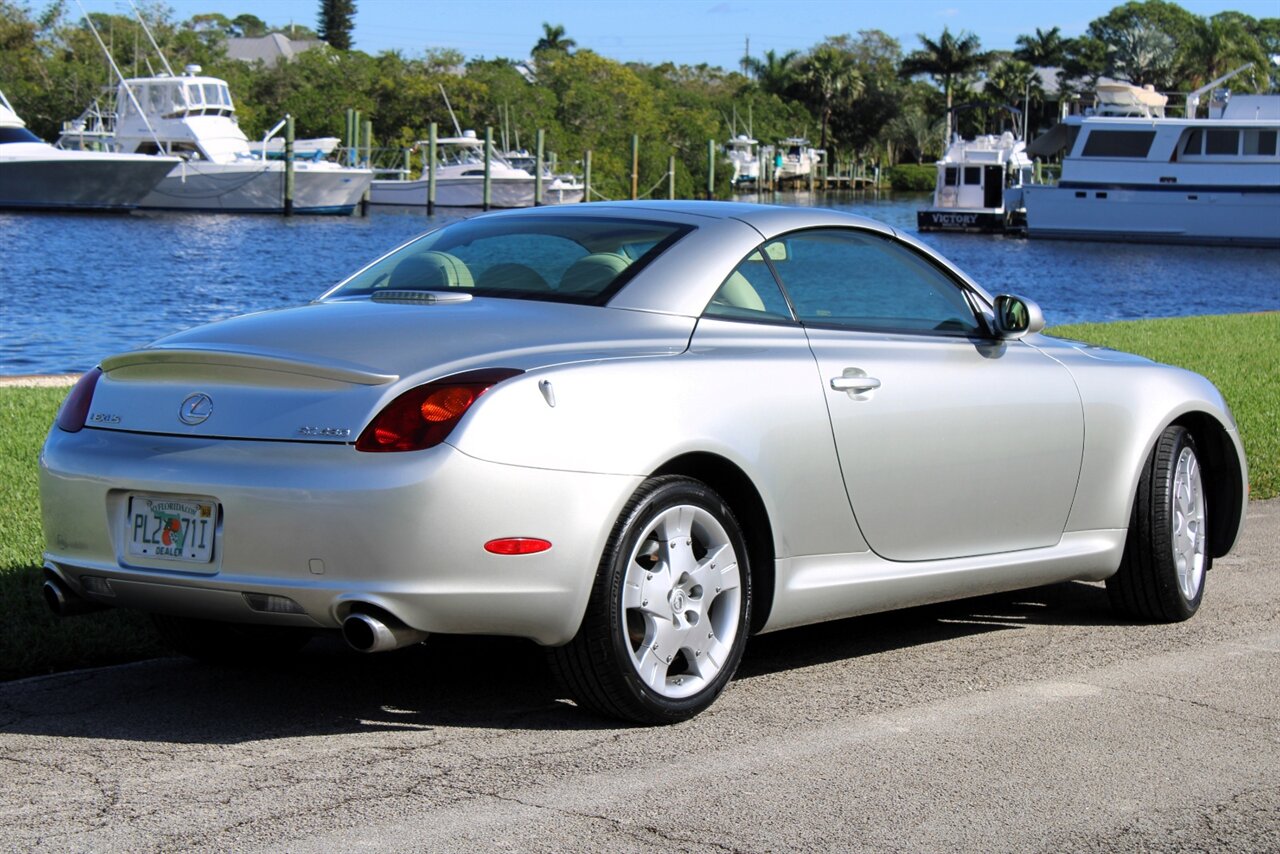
324,216,693,305
0,126,42,144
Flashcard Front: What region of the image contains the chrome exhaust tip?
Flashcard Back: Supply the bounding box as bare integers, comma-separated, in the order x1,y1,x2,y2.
342,611,428,653
42,577,105,618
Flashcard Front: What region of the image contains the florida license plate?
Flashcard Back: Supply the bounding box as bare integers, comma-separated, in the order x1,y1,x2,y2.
126,495,216,563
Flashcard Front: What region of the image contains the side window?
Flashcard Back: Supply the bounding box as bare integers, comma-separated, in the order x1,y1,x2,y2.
702,250,794,322
766,229,982,335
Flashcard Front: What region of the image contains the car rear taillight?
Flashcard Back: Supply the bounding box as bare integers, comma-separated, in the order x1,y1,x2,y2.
355,368,523,452
56,368,103,433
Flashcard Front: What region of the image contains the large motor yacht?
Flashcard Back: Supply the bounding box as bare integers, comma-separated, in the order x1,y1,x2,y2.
369,131,584,208
0,88,176,211
1023,68,1279,247
56,67,372,214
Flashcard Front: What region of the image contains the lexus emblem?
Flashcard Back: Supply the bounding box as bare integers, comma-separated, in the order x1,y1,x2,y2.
179,393,214,425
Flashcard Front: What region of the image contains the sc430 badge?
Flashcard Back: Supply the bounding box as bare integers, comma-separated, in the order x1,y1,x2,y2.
297,426,351,437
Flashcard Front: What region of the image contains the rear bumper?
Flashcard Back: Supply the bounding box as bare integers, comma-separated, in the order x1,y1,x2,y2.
40,428,641,645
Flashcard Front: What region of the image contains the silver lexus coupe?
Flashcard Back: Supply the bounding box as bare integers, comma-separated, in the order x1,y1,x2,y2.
40,202,1248,723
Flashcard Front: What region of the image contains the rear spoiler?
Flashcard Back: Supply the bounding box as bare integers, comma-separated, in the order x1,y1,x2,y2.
101,347,399,386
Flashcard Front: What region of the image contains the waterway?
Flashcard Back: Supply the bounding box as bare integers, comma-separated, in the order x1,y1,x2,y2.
2,193,1278,375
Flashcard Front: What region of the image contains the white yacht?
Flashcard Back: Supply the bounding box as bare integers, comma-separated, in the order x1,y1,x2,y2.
774,137,822,182
918,130,1033,232
56,67,372,214
1023,70,1279,247
725,134,759,186
0,88,177,211
370,131,584,208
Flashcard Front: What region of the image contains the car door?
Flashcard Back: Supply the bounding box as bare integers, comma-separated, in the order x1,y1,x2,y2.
765,228,1084,562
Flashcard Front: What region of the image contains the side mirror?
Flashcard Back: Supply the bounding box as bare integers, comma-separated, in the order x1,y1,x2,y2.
992,294,1045,339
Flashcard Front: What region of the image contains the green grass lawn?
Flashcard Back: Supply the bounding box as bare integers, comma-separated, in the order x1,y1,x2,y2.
1,311,1275,680
0,388,164,680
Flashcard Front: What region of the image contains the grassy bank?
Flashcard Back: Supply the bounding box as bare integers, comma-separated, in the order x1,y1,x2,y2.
1,312,1275,680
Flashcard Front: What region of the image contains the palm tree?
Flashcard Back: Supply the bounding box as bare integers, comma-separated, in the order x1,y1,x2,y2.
1180,15,1267,93
1014,27,1066,68
900,28,989,146
889,109,944,164
744,49,800,96
985,59,1043,136
1107,24,1177,89
799,46,864,151
533,23,575,55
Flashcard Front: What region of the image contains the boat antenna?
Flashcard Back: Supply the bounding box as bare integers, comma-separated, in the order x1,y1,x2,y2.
439,84,462,137
130,0,175,78
74,0,165,150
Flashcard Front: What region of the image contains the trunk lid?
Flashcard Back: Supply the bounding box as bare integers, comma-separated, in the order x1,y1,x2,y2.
84,297,694,442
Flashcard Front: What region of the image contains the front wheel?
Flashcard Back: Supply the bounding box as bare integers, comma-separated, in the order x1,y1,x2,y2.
550,476,752,724
1107,425,1210,622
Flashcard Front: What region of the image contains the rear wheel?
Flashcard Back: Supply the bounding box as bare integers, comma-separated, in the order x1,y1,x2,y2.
152,614,313,665
1107,425,1209,622
550,476,752,724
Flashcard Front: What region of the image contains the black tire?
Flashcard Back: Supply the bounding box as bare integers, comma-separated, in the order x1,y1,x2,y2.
549,476,752,724
1107,425,1211,622
152,614,313,665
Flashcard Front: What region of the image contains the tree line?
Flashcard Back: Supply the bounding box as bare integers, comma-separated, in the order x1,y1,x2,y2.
1,0,1275,199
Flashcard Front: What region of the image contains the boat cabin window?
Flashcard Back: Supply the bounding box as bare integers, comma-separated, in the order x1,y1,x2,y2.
963,166,981,185
943,167,959,187
1244,130,1277,156
1206,129,1239,156
1183,128,1275,158
0,126,42,144
1080,130,1157,158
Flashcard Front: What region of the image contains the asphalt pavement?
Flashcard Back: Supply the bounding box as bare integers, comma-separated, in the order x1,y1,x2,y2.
1,499,1277,852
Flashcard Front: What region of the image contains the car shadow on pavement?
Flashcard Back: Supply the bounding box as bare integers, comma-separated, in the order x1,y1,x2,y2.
0,581,1117,742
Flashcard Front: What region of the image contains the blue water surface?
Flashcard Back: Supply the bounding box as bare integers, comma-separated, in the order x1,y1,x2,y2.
1,193,1277,375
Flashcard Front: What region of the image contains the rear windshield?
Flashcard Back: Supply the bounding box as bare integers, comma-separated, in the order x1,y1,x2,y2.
324,216,693,305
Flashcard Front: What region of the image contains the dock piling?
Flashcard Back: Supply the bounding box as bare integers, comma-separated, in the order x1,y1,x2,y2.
535,128,544,206
427,122,437,215
630,135,639,200
583,150,592,203
283,114,294,216
483,126,493,211
668,155,676,200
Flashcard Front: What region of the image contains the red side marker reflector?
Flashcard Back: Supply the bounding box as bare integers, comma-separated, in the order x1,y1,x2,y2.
484,538,552,556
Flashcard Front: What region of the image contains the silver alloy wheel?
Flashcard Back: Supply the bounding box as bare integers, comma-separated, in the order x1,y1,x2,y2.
621,503,743,700
1171,446,1207,601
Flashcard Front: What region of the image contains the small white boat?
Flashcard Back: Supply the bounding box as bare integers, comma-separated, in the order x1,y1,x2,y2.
918,130,1033,232
370,131,584,208
1023,67,1280,247
0,88,177,211
774,137,822,182
725,134,759,185
56,66,372,214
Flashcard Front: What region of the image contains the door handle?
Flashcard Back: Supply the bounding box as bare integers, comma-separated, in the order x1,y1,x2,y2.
830,375,882,393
